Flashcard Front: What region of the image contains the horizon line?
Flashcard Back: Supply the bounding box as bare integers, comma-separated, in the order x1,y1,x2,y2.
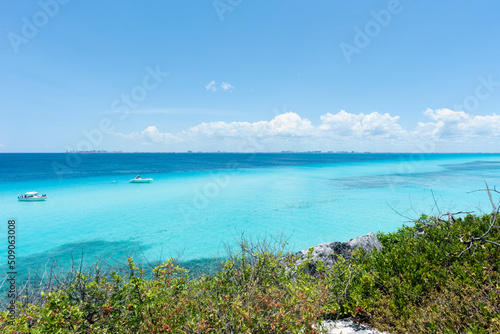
2,151,500,154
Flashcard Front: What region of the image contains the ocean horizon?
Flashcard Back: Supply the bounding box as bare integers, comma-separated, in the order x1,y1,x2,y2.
2,152,500,277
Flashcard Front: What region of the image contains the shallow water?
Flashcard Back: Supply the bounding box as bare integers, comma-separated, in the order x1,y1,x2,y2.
1,153,499,275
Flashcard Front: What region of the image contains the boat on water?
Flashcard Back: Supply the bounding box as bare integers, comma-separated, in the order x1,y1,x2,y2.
18,191,47,201
129,175,153,183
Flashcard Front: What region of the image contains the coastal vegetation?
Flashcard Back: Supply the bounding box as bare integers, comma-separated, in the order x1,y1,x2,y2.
1,192,499,333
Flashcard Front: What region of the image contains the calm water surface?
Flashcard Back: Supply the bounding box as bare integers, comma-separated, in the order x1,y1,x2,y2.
1,153,499,274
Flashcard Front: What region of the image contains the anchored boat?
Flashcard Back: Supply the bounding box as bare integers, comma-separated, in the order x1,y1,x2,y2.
18,191,47,201
129,175,153,183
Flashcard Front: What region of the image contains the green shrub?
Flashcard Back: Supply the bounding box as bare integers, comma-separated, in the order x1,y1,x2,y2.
356,214,500,333
1,247,338,333
1,213,499,333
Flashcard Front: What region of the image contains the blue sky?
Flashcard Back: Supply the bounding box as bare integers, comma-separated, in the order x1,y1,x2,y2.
1,0,500,152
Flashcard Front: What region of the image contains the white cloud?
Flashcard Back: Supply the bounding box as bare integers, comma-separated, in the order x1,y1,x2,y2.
112,126,182,144
187,112,313,138
415,108,500,139
319,110,405,138
221,82,234,91
205,81,234,92
205,80,217,92
111,109,500,152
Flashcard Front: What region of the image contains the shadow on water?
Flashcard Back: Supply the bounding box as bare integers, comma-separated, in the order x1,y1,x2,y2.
0,239,226,302
440,160,500,171
333,160,500,190
0,231,292,308
1,240,151,287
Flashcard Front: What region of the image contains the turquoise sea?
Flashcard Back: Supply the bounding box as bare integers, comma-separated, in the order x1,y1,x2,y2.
1,153,500,276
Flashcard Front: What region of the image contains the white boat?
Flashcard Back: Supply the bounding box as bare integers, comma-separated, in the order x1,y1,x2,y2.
129,175,153,183
18,191,47,201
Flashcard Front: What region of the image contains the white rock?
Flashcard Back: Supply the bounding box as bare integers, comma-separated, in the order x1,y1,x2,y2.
321,318,389,334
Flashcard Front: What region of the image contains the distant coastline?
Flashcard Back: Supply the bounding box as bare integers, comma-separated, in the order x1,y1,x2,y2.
2,151,500,154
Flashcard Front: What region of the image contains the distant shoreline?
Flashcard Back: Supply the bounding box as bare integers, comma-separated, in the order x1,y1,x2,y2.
2,151,500,154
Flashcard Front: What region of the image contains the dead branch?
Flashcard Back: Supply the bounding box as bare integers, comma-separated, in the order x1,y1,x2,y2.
437,211,474,224
459,182,500,257
386,202,414,221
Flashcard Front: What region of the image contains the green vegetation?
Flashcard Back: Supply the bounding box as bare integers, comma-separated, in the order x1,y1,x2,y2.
358,213,500,333
1,212,499,333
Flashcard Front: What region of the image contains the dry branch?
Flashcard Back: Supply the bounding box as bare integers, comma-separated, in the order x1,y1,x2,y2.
459,182,500,257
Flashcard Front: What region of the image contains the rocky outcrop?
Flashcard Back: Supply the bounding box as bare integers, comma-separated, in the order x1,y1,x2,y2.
296,232,383,273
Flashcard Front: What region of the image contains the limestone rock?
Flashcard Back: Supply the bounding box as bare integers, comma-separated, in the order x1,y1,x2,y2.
296,232,382,273
321,318,389,333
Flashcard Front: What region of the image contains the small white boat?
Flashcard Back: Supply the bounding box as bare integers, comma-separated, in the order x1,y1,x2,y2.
129,175,153,183
18,191,47,201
